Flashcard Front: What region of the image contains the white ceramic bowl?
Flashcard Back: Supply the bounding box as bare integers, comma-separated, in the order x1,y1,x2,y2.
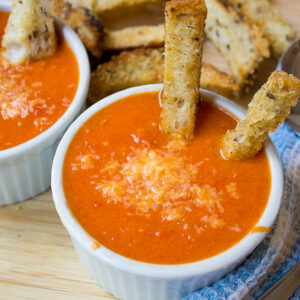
0,0,90,205
52,84,283,300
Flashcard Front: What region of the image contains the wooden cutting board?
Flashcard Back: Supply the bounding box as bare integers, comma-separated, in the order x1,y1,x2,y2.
1,1,300,299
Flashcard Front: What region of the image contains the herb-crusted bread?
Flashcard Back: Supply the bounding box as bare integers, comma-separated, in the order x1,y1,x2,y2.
162,0,207,139
103,24,165,51
225,0,298,58
87,48,239,103
2,0,57,64
58,2,104,58
222,71,300,160
205,0,270,88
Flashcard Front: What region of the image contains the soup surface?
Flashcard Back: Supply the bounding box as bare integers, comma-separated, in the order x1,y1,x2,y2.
63,92,271,264
0,12,78,150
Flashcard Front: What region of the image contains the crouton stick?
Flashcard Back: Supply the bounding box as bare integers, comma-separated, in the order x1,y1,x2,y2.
58,2,104,58
94,0,166,13
103,24,165,51
67,0,166,12
205,0,269,87
222,71,300,160
226,0,298,58
2,0,57,64
87,48,239,103
162,0,207,139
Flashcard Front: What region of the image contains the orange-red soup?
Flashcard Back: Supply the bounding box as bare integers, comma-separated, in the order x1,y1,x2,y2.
0,12,78,150
63,92,271,264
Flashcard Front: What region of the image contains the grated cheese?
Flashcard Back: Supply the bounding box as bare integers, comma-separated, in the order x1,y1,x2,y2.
0,71,47,120
96,140,225,227
226,182,240,199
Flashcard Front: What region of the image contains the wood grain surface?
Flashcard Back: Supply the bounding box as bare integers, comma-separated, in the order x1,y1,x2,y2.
1,1,300,299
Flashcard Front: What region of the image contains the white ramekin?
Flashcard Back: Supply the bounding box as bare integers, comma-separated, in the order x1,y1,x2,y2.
0,0,90,205
52,84,283,300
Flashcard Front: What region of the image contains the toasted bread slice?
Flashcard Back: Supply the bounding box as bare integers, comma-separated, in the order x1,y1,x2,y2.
205,0,269,87
103,24,164,51
58,2,103,57
94,0,165,13
225,0,298,57
87,48,239,103
222,71,300,160
2,0,57,64
88,48,164,103
162,0,207,139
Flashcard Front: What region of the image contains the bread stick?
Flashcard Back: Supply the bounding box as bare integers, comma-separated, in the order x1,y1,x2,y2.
103,24,164,51
222,71,300,160
205,0,269,87
226,0,298,57
2,0,57,64
88,48,239,103
162,0,207,139
58,2,104,57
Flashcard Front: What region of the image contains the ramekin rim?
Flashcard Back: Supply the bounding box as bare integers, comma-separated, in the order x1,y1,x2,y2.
51,84,283,279
0,2,90,161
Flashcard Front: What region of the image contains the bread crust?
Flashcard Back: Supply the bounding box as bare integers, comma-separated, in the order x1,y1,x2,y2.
225,0,298,58
87,48,239,103
58,2,104,57
205,0,269,88
222,71,300,160
2,0,57,64
162,0,207,139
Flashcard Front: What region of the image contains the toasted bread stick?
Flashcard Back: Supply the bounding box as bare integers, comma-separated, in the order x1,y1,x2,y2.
205,0,269,87
87,48,239,103
222,71,300,160
67,0,165,13
162,0,207,139
58,2,104,57
225,0,298,58
103,24,165,51
2,0,57,64
88,48,164,103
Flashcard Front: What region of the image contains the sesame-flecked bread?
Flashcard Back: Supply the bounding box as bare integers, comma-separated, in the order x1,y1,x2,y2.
58,2,104,58
205,0,270,88
87,48,239,104
103,24,165,51
2,0,57,64
222,71,300,160
225,0,298,58
162,0,207,139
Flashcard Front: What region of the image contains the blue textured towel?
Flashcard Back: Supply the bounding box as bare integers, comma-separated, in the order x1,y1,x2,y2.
185,124,300,300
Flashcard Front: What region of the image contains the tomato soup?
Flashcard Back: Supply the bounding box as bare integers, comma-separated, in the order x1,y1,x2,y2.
0,12,78,150
63,92,271,264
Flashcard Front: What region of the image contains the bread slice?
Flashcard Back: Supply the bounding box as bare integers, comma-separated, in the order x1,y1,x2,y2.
2,0,57,64
222,71,300,160
93,0,166,13
225,0,298,58
87,48,239,103
162,0,207,139
58,2,103,58
205,0,270,87
103,24,165,51
88,48,164,103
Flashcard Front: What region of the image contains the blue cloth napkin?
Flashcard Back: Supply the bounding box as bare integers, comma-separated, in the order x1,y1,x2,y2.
185,124,300,300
